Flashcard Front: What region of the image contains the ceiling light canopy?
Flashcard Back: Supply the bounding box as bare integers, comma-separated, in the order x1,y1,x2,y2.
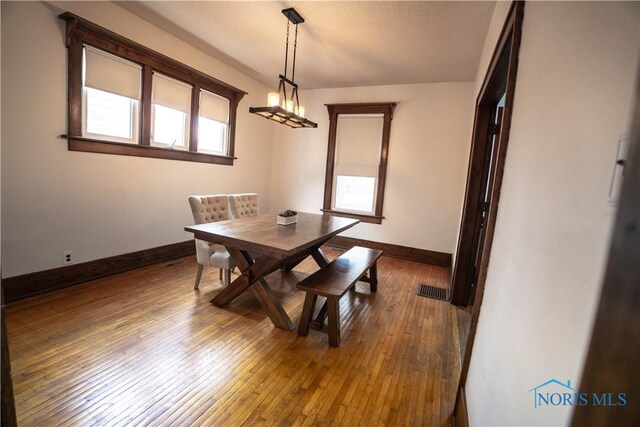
249,8,317,129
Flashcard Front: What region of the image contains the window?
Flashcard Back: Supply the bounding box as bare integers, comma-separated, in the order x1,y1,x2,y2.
151,73,192,150
60,12,246,165
198,90,230,156
82,46,141,143
335,175,377,212
153,104,188,148
323,103,396,224
85,87,138,141
332,114,384,215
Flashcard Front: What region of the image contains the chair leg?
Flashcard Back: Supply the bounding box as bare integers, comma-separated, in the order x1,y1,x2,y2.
224,268,231,286
219,269,223,280
194,264,204,290
369,263,378,292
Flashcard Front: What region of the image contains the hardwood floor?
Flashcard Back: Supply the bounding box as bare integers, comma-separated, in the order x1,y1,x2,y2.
455,306,472,363
5,248,461,426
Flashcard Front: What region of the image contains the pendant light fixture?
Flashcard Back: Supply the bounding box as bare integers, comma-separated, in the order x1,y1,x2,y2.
249,8,318,129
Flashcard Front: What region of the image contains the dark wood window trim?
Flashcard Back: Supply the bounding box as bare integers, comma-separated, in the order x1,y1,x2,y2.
64,137,235,165
320,209,384,224
59,12,246,166
323,102,397,225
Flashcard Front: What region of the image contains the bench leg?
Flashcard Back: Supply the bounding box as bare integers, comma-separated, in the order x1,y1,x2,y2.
327,297,340,347
315,299,328,326
298,293,317,336
370,263,378,292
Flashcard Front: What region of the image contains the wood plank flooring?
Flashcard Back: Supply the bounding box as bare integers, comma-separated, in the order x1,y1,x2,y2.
5,248,462,426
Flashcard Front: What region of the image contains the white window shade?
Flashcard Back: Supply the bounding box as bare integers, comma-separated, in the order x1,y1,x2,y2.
152,72,192,112
84,45,141,100
334,114,384,177
200,90,229,123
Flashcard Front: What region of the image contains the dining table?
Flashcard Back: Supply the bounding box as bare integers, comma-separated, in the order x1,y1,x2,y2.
184,212,359,330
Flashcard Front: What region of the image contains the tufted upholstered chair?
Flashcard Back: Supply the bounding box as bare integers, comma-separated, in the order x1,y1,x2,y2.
229,193,260,219
188,195,235,290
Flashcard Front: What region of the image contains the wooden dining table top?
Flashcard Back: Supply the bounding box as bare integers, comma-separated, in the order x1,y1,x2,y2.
185,212,359,259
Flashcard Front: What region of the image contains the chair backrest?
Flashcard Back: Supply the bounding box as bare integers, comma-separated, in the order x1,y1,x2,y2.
229,193,259,219
188,195,230,224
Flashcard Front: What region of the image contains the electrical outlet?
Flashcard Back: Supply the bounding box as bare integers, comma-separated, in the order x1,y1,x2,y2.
63,251,73,265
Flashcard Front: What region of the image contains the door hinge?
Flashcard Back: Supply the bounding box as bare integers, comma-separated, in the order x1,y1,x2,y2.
489,123,500,135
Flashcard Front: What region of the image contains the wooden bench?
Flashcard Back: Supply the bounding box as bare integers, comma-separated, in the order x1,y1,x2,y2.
297,246,383,347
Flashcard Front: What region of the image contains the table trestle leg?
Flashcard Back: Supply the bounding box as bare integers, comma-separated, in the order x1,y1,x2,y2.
211,248,294,330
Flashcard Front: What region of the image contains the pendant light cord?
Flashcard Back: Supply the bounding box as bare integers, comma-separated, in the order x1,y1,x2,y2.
291,24,298,84
283,20,290,79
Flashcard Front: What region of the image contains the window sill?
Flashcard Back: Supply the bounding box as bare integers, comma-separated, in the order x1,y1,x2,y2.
321,209,384,224
62,136,235,165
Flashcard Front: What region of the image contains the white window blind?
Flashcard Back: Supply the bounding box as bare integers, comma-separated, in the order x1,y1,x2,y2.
84,45,141,100
334,114,384,177
152,72,192,112
200,90,229,124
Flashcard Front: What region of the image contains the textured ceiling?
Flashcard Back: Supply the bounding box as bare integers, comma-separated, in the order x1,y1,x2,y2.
117,1,496,89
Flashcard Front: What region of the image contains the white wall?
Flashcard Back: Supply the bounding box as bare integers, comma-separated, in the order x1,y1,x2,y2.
1,1,275,277
473,2,513,98
465,2,640,426
270,83,474,254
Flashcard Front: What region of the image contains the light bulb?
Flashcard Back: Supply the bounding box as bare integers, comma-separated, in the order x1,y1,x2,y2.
267,92,280,107
285,100,294,112
297,105,305,117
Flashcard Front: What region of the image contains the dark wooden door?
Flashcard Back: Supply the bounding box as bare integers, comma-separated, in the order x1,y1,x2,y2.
469,106,504,304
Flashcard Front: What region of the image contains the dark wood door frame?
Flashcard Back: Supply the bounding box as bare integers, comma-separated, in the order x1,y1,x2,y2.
570,62,640,426
450,1,524,308
452,0,525,418
1,284,18,426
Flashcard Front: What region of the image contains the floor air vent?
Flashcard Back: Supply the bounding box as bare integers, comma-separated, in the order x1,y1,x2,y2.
417,284,449,301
